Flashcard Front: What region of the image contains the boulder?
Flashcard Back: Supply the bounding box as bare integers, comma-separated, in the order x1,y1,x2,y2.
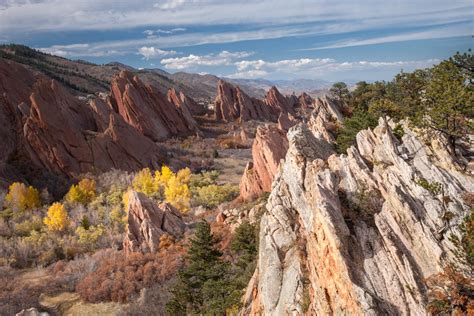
123,191,185,254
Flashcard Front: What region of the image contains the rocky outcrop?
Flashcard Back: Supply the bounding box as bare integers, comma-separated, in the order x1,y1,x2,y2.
22,79,164,177
109,71,199,141
242,119,473,315
239,125,288,201
298,92,314,110
167,88,204,115
0,60,206,183
123,191,185,254
277,112,297,132
214,80,295,122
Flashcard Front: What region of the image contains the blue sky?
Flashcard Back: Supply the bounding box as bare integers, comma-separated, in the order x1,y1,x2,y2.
0,0,472,81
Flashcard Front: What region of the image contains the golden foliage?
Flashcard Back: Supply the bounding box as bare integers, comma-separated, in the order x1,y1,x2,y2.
131,166,192,212
132,168,156,196
66,179,96,204
4,182,40,212
164,175,191,212
43,202,70,232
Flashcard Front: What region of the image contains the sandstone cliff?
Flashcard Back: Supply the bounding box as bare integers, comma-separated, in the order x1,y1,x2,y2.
239,125,288,201
242,118,473,315
214,80,296,122
109,71,199,141
239,97,343,201
0,60,206,183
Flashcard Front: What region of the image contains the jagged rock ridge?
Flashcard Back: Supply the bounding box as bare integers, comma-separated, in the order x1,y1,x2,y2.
239,97,343,201
214,80,296,122
0,60,204,183
242,118,473,315
109,71,199,141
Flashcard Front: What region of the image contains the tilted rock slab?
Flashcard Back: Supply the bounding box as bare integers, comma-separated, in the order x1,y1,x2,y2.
109,70,199,141
124,191,185,254
239,125,288,201
242,118,473,315
214,80,296,122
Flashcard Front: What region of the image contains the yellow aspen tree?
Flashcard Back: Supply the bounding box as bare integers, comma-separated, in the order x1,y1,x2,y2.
132,168,155,196
4,182,40,212
43,202,70,232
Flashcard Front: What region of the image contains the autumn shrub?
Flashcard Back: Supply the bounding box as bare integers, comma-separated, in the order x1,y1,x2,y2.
43,202,70,232
190,170,220,188
65,178,96,205
76,245,185,303
164,175,191,212
14,215,43,236
193,184,239,209
4,182,41,212
75,224,105,249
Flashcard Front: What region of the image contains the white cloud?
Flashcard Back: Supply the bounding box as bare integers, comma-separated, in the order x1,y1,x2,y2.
300,24,473,51
160,50,253,69
228,57,440,78
39,43,125,57
144,27,187,37
0,0,471,37
227,70,269,79
153,0,196,10
138,46,177,59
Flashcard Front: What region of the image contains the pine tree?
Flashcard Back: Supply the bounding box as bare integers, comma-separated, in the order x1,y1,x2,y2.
166,220,232,315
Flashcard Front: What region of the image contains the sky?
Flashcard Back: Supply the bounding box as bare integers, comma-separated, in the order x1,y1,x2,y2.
0,0,472,82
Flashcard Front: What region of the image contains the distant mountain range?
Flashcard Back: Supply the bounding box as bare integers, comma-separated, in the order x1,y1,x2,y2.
0,44,356,101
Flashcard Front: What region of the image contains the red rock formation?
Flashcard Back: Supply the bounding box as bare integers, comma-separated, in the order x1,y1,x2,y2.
277,112,297,132
264,86,295,117
239,125,288,200
123,191,185,254
0,59,166,182
167,88,204,115
214,80,295,123
22,79,165,177
109,71,198,141
297,92,314,110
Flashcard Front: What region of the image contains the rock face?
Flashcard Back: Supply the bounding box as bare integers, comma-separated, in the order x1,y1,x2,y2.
241,118,473,315
109,71,199,141
214,80,295,122
0,60,206,183
123,191,185,254
21,77,164,177
239,125,288,201
167,87,204,115
239,97,342,201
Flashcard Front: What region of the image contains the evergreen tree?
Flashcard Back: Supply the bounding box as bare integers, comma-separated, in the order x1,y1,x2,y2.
329,82,350,103
420,59,473,153
336,110,378,153
166,220,232,315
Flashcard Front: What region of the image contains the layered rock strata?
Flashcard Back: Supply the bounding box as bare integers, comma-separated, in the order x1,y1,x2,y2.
242,119,473,315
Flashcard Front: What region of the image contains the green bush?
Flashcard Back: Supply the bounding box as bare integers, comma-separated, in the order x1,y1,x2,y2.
14,215,43,236
416,178,442,195
336,110,378,154
193,184,238,209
